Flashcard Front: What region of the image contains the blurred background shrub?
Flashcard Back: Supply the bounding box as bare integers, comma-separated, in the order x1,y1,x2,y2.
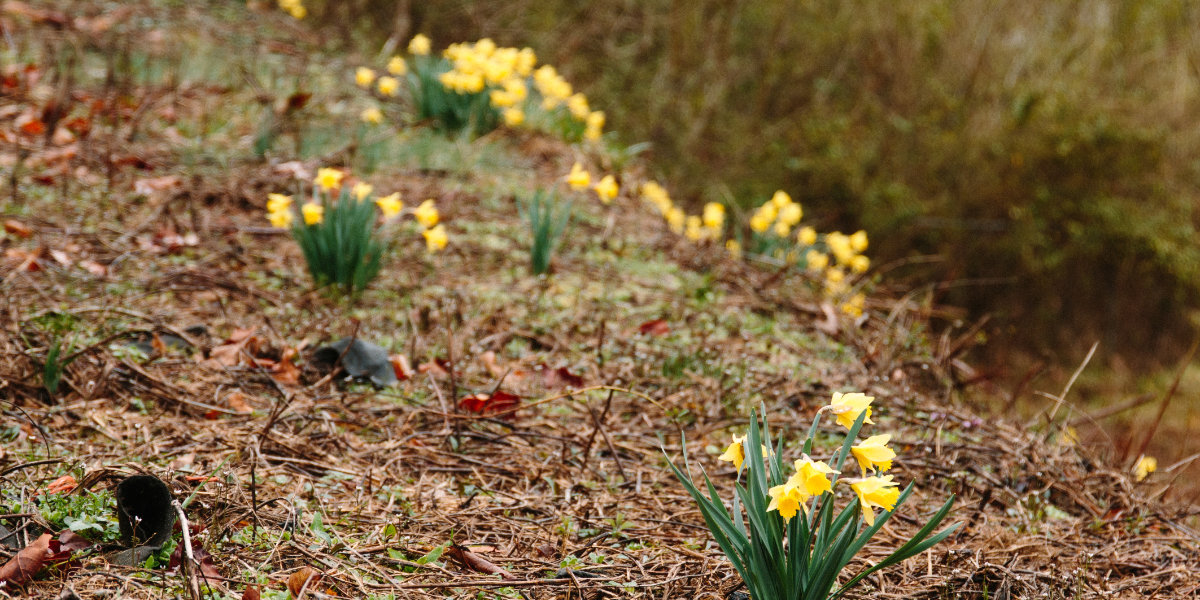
298,0,1200,371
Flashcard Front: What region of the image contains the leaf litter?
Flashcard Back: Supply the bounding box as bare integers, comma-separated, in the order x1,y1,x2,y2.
0,3,1197,600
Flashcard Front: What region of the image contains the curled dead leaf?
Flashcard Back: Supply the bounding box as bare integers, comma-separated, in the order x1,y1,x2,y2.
389,354,414,380
447,544,516,580
3,220,32,238
287,566,320,598
459,391,520,416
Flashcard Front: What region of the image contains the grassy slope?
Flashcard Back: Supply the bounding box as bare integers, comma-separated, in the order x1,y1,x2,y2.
0,3,1198,599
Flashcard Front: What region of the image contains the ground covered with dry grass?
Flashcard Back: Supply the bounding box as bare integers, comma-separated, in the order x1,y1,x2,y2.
1,3,1199,599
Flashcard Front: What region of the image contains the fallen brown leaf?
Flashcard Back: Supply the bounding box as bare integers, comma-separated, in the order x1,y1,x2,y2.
225,391,253,414
459,391,520,416
544,366,585,389
638,319,670,336
0,532,51,588
3,219,32,238
447,544,516,580
287,566,320,598
389,354,414,380
270,348,301,386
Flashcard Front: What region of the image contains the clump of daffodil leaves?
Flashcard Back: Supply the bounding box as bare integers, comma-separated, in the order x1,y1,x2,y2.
667,392,958,600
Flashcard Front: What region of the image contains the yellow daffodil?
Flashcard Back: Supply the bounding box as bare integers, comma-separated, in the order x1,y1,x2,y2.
361,106,383,124
726,239,742,258
423,223,447,252
767,478,807,522
826,231,856,265
825,267,848,295
642,182,672,214
850,254,870,273
567,93,590,120
841,293,866,318
806,250,829,272
267,193,293,214
797,226,817,246
584,111,605,141
504,78,528,101
566,162,591,190
352,182,373,201
503,108,525,127
792,455,839,496
778,202,802,226
277,0,305,19
377,76,399,97
702,202,725,229
851,434,896,473
515,47,537,76
355,67,376,88
375,192,402,219
848,475,900,526
408,34,431,55
750,203,777,233
666,207,685,233
685,216,704,241
1134,456,1157,482
387,56,407,75
593,175,619,203
717,434,747,472
771,190,792,208
850,229,869,252
301,202,324,225
827,391,875,430
313,167,344,191
267,208,293,228
490,90,516,108
749,213,772,233
414,199,439,228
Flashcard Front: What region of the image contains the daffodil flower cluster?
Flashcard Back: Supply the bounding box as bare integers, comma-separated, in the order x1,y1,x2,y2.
564,162,619,204
669,395,957,600
532,65,605,141
638,181,725,244
263,166,447,295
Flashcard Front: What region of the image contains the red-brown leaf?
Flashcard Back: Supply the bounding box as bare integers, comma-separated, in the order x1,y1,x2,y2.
3,220,32,238
458,391,520,415
543,366,585,389
0,532,51,587
389,354,414,380
287,566,320,598
241,586,261,600
270,349,301,386
638,319,670,336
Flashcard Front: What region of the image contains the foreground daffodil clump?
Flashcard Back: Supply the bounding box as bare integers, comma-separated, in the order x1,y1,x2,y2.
668,393,957,600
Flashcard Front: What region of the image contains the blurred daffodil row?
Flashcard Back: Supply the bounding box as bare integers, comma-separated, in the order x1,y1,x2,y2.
353,35,605,142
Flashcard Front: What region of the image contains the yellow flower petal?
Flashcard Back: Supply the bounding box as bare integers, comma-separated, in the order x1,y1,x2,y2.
301,202,324,225
828,391,875,430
